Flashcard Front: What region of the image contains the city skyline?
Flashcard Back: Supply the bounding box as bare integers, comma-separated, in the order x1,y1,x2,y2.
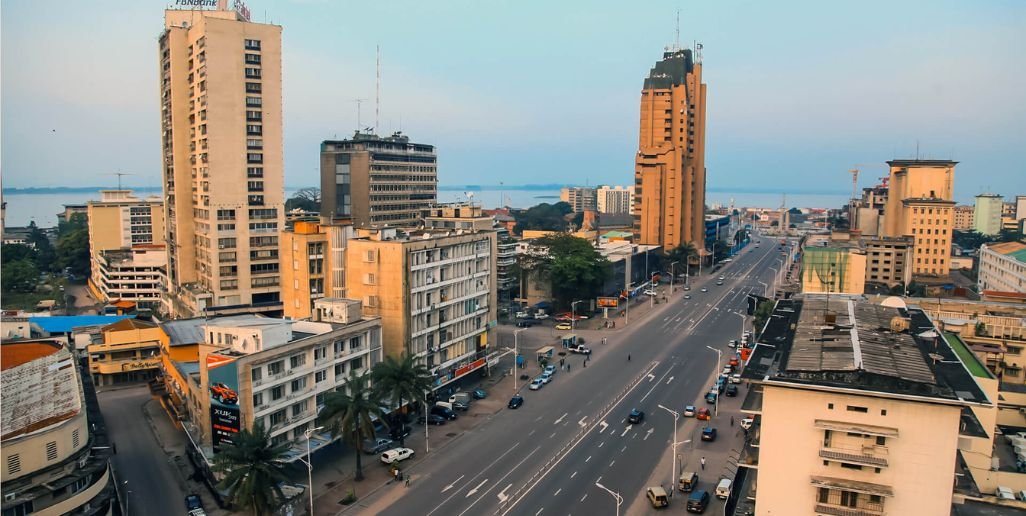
2,0,1024,201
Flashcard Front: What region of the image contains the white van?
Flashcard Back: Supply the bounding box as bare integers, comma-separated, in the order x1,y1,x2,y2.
715,478,732,499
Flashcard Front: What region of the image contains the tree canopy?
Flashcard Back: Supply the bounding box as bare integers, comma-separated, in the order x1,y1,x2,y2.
512,202,573,235
285,187,321,212
531,233,611,309
213,425,290,516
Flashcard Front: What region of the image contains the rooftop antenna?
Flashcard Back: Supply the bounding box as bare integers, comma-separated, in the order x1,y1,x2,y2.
916,140,920,160
674,9,680,50
375,45,381,134
111,171,135,190
353,98,368,132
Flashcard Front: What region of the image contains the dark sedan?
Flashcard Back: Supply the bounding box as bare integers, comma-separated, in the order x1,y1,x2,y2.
508,395,524,409
417,414,446,425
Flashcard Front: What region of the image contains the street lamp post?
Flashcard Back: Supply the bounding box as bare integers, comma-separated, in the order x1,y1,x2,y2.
732,312,746,345
513,328,525,392
670,261,679,293
757,280,768,298
424,392,431,453
685,258,691,286
303,426,325,516
658,404,680,495
705,345,722,416
768,267,778,297
625,282,634,326
571,300,584,332
594,482,624,516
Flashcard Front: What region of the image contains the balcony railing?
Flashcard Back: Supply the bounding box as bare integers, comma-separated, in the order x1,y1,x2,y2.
819,445,889,468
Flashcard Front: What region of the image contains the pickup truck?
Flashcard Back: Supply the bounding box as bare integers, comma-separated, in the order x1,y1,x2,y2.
567,345,591,355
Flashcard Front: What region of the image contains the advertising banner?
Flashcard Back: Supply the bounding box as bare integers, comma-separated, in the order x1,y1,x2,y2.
207,353,241,451
596,297,619,308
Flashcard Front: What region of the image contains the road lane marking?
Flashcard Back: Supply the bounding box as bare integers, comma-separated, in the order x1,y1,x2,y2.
466,479,489,498
644,428,654,440
598,441,604,448
596,476,602,483
462,446,540,515
570,471,577,479
609,460,615,467
621,445,627,452
554,488,562,496
578,417,587,427
621,425,632,437
581,494,588,502
427,443,519,516
497,484,512,502
585,455,591,463
666,376,674,384
599,421,608,433
441,474,465,493
554,412,567,425
528,429,536,436
535,509,543,516
640,365,675,402
647,373,655,381
550,432,557,439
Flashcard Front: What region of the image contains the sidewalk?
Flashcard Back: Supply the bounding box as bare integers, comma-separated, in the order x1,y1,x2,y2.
311,362,521,516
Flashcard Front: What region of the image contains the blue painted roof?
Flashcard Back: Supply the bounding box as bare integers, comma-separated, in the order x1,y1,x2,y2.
30,315,134,334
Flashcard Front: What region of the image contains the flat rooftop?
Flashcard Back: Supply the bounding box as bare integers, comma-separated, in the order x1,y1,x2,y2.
1,341,82,441
742,295,989,405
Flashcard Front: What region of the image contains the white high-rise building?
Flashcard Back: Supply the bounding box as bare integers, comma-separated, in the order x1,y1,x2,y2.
596,185,634,215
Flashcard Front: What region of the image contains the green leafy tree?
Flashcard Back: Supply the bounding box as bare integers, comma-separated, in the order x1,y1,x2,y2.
26,222,57,271
952,230,995,251
512,202,573,235
752,300,775,337
55,221,90,277
285,187,321,213
2,260,39,292
318,371,386,481
372,354,432,447
213,424,290,516
534,233,611,309
712,239,731,262
666,242,698,268
1,243,37,265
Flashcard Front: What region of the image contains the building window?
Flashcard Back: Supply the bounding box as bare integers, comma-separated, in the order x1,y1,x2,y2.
245,53,261,64
244,39,261,50
268,360,284,375
247,110,262,121
245,82,262,93
291,377,307,392
253,392,263,407
246,96,262,107
292,400,307,417
247,124,262,135
247,153,263,164
269,410,285,426
846,405,868,413
271,385,284,401
290,354,306,369
248,181,264,192
315,370,328,383
247,138,263,149
248,195,265,206
245,67,261,79
247,167,263,178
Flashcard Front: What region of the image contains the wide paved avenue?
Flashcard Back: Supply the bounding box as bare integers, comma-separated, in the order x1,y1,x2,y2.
373,239,784,516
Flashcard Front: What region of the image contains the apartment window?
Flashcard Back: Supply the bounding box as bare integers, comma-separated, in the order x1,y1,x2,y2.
334,363,344,377
219,237,236,249
247,110,262,121
244,39,261,50
217,209,236,220
271,385,284,401
245,53,261,64
247,138,263,149
250,208,277,219
251,368,262,382
247,124,262,135
251,262,279,274
291,377,307,392
46,441,58,461
314,347,327,361
245,67,261,79
217,223,235,231
350,336,362,350
315,370,328,383
253,393,264,407
290,354,306,368
247,153,263,163
246,96,262,107
269,410,285,426
268,360,284,375
245,82,262,93
846,405,869,413
292,400,307,417
248,181,264,192
248,195,265,206
247,167,263,178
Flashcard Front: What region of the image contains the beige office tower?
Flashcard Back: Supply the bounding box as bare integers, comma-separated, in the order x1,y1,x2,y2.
880,160,956,278
159,4,284,316
634,47,707,251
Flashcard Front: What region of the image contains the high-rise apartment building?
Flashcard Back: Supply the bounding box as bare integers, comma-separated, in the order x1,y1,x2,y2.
596,185,633,215
634,48,706,251
320,132,437,227
87,190,167,309
740,295,989,515
952,205,974,231
159,5,285,316
345,227,496,389
559,187,597,213
973,194,1003,236
880,160,956,277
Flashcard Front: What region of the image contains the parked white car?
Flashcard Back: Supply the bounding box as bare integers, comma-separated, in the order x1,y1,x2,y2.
380,447,415,465
740,418,754,430
515,311,529,319
730,374,742,384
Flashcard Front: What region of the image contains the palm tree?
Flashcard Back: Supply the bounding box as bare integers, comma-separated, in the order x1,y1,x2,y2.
213,424,290,516
318,371,385,481
667,242,699,271
372,354,433,447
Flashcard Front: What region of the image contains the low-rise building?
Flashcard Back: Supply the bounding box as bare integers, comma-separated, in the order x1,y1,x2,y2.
345,227,496,389
185,299,382,461
87,318,163,386
280,220,355,320
979,241,1026,295
1,340,118,515
800,237,867,294
741,295,991,515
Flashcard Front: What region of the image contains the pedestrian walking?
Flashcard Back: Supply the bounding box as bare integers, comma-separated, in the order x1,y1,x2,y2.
405,476,411,488
730,416,734,427
627,354,631,361
701,457,706,470
583,359,587,368
568,364,571,372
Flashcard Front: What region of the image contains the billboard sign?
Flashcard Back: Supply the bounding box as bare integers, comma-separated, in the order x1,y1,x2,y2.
596,297,619,308
207,353,241,451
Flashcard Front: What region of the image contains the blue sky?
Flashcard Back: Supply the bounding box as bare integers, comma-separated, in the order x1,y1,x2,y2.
2,0,1023,204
